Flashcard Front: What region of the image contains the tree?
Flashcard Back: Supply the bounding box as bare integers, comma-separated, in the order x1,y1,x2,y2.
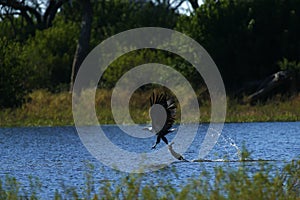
176,0,300,92
0,0,70,39
0,38,29,107
69,0,181,91
152,0,200,11
69,0,92,92
0,0,76,107
187,0,200,10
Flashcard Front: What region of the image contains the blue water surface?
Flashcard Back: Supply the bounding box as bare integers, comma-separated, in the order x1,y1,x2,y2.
0,122,299,198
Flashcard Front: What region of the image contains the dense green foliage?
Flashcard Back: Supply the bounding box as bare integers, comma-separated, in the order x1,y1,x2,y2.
1,0,300,108
0,18,78,107
0,38,28,107
0,159,299,199
176,0,300,89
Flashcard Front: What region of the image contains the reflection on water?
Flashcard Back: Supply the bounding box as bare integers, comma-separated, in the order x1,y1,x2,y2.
0,122,299,198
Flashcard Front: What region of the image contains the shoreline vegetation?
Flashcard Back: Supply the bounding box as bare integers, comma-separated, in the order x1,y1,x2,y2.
1,0,299,128
0,159,299,199
0,89,299,127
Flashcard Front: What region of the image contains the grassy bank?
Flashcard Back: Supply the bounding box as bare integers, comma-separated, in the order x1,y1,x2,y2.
0,89,300,127
0,159,299,199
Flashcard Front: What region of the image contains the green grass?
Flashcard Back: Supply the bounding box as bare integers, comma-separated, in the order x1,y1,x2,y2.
226,95,300,123
0,159,299,199
0,89,300,127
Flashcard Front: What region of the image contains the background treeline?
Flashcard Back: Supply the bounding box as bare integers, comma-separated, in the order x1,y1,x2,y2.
1,0,300,108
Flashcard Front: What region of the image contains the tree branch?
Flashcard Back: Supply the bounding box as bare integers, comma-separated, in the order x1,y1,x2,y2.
172,0,186,11
188,0,200,10
0,0,42,25
44,0,69,28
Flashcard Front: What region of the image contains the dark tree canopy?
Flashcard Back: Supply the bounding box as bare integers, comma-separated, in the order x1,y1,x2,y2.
0,0,70,39
0,0,299,107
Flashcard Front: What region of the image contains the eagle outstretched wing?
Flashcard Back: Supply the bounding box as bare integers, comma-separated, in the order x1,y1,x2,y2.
149,92,176,149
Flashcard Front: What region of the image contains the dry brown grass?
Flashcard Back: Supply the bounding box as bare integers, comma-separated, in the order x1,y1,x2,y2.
0,89,299,127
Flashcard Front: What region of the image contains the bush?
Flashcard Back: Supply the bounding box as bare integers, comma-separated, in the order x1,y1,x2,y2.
0,18,78,108
0,38,29,108
278,58,300,92
22,17,78,91
0,159,299,199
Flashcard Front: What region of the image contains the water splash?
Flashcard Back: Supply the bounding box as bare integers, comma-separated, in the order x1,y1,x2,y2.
208,127,242,161
220,134,242,160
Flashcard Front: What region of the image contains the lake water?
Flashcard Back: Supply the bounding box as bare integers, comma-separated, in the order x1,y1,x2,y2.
0,122,299,198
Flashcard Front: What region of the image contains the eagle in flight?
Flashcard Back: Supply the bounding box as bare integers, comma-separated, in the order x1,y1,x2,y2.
144,92,177,149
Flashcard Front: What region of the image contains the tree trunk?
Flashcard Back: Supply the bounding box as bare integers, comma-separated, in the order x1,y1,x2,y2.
188,0,200,10
0,0,69,31
70,0,92,92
